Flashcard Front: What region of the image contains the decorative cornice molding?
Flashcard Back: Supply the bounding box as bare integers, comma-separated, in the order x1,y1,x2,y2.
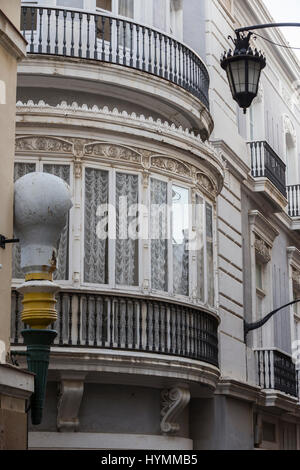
160,386,190,435
249,210,279,247
15,135,220,199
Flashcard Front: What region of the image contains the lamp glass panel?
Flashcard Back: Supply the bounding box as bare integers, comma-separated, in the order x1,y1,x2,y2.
230,60,246,93
248,61,261,94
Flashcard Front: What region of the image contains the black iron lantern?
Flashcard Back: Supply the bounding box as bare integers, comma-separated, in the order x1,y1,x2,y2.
221,32,266,113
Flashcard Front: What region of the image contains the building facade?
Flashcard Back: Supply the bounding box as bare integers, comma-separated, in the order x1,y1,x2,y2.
0,0,34,451
10,0,300,449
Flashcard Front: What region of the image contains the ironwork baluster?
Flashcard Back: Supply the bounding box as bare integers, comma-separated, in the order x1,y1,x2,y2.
55,9,59,55
146,300,150,351
158,302,162,352
110,298,114,348
139,300,143,350
142,26,146,71
116,19,120,64
174,41,178,83
154,31,158,75
117,298,121,348
85,295,90,346
86,13,90,58
71,11,75,56
132,300,137,349
94,15,98,59
78,12,82,57
159,33,163,77
169,38,173,82
68,293,72,345
125,298,129,349
59,293,64,345
93,296,97,346
77,294,81,345
152,302,156,352
101,16,106,61
178,43,182,85
164,36,168,79
109,18,113,62
62,10,67,55
164,304,169,353
38,8,43,53
30,7,35,53
148,29,152,73
130,23,133,67
123,21,127,65
136,25,140,69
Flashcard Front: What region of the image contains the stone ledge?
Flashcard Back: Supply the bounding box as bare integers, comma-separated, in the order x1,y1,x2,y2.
0,363,34,399
0,9,27,60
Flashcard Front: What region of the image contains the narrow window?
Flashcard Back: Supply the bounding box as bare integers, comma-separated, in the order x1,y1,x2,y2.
172,185,189,296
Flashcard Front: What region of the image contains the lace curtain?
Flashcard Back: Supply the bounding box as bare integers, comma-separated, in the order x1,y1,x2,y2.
150,178,168,291
115,172,139,286
196,195,204,301
12,163,36,279
172,185,189,296
43,164,70,281
206,203,214,306
84,168,109,284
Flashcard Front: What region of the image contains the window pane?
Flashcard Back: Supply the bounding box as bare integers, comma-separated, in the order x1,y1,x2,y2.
119,0,134,18
172,185,189,296
84,168,109,284
116,172,139,286
206,203,214,305
20,7,37,32
13,163,37,279
43,164,70,281
57,0,83,7
150,178,168,292
153,0,166,31
96,0,112,11
196,195,204,301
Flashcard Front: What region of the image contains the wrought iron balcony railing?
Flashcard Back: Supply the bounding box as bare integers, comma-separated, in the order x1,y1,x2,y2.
20,6,210,109
254,348,298,398
248,141,287,197
11,289,219,367
287,184,300,217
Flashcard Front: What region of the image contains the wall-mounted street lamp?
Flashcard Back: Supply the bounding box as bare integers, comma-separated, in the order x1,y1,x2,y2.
12,172,72,425
221,23,300,113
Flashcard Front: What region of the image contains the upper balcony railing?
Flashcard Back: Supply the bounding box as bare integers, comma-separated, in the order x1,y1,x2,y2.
287,185,300,218
248,141,287,198
11,289,219,368
254,348,298,398
20,6,210,109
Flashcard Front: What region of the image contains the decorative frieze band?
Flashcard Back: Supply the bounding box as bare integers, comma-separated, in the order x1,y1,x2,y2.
15,135,219,199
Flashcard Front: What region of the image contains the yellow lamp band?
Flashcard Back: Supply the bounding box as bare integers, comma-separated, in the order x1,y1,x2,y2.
21,291,57,329
25,272,53,282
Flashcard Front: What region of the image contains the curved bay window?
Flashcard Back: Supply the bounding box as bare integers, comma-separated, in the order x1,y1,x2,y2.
13,159,216,308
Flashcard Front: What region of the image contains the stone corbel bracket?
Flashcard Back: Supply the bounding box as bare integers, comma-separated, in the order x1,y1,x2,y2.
57,373,86,432
160,386,190,435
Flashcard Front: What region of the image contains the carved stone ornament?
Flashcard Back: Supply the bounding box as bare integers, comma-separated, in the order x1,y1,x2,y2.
151,156,191,178
84,142,142,164
160,386,190,435
196,172,217,196
255,238,271,264
57,377,85,432
15,136,73,153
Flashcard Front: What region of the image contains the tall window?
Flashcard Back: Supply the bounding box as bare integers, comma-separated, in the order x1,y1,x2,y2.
255,259,265,348
84,168,139,287
150,177,215,305
96,0,112,11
